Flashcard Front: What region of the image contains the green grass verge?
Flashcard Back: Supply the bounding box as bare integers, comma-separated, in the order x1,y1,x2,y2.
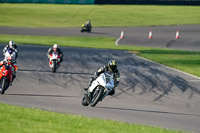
0,103,182,133
0,34,200,77
137,50,200,77
0,4,200,27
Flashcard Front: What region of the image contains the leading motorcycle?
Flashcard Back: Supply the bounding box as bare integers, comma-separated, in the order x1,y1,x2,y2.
49,51,61,73
82,71,115,107
81,24,92,33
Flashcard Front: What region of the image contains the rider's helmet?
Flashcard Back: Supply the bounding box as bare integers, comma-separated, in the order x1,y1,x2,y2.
108,60,118,72
9,41,15,48
53,44,58,52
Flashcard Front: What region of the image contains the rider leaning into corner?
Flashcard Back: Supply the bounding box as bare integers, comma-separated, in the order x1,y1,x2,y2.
85,60,120,97
47,44,64,63
1,40,18,86
0,56,17,86
3,40,18,60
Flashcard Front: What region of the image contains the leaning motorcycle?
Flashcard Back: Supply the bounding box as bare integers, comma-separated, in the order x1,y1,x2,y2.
0,62,13,95
49,51,61,73
81,24,92,33
82,71,115,107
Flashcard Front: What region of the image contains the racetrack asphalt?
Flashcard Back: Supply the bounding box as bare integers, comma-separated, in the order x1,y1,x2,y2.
1,25,200,51
0,25,200,132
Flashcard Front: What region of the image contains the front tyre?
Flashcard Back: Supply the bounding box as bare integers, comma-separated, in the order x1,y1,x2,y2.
90,87,103,107
52,60,56,73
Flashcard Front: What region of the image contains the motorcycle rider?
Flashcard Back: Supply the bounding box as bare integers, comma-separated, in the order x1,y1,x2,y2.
3,40,18,60
85,20,92,29
85,60,120,98
0,56,17,86
47,44,63,64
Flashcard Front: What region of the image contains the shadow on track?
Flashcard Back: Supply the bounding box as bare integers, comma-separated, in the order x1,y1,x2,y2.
89,32,107,35
18,69,93,76
117,57,200,101
166,40,176,48
97,106,200,117
7,93,80,98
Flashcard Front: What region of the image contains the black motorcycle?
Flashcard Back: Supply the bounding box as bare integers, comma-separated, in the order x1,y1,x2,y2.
81,24,92,33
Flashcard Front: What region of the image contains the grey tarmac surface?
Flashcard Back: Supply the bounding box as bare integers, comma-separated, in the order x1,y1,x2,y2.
0,25,200,51
0,25,200,132
0,44,200,133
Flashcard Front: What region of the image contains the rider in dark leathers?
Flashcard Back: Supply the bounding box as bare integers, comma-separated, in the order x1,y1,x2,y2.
86,60,120,97
81,21,92,32
85,21,92,30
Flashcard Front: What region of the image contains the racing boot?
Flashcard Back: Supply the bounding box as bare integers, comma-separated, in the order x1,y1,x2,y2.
108,89,115,95
10,75,16,86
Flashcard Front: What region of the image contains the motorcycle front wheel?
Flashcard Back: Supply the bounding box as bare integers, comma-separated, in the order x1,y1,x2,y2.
1,78,9,95
52,60,56,73
90,87,103,107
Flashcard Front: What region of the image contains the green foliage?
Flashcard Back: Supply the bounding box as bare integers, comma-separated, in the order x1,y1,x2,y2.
0,4,199,27
0,103,182,133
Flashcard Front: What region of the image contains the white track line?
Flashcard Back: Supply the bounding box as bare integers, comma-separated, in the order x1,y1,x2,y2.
115,37,121,46
137,55,200,81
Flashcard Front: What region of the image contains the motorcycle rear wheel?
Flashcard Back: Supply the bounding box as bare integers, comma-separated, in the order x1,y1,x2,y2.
81,96,89,106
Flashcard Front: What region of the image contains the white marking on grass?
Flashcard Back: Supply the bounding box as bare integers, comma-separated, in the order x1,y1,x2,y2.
115,37,121,46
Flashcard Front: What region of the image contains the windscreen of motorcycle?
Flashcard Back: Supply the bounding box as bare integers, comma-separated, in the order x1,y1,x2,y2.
51,52,58,59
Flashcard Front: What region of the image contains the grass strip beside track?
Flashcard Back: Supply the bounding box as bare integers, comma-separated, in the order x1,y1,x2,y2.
0,103,182,133
0,34,200,77
0,4,200,27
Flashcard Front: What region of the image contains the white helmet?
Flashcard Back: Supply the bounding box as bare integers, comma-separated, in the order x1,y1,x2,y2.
9,40,15,48
53,44,58,49
53,44,58,52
